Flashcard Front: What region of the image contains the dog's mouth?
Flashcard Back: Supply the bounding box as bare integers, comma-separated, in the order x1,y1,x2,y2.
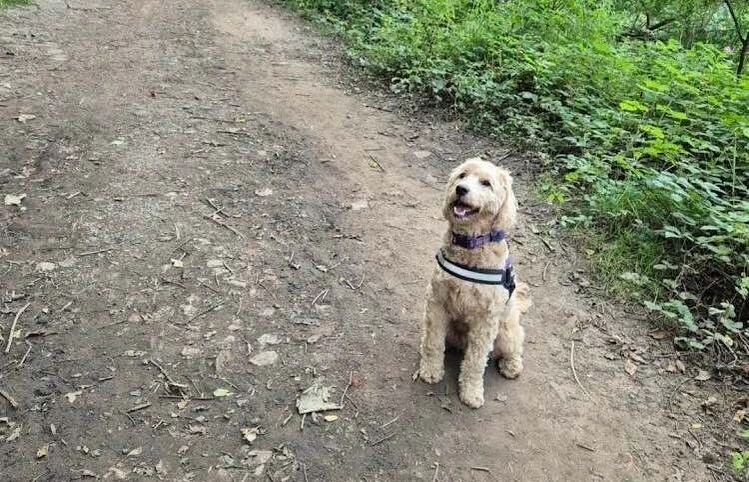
452,200,479,219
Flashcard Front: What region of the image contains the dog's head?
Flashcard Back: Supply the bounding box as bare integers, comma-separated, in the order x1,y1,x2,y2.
442,157,517,233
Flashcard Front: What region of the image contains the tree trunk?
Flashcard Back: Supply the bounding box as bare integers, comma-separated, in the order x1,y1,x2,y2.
725,0,747,78
738,36,748,78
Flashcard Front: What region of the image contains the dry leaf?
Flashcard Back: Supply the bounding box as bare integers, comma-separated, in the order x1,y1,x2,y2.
4,193,26,206
16,114,36,123
65,390,83,403
695,370,711,381
7,426,21,442
254,188,273,197
624,358,638,376
36,444,49,458
126,446,143,457
296,380,343,414
170,258,184,268
734,409,746,423
649,330,668,340
188,424,207,435
315,264,328,273
241,427,259,443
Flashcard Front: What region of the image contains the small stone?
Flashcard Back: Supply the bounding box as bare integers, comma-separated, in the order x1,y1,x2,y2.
181,346,202,359
36,262,57,272
257,334,280,346
413,150,432,159
215,350,233,374
249,351,278,366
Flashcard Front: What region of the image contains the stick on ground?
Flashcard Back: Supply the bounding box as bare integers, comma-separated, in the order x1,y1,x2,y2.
570,341,594,402
5,302,30,353
0,387,19,408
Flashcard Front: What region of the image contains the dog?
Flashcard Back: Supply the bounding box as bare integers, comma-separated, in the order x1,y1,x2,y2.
418,158,531,408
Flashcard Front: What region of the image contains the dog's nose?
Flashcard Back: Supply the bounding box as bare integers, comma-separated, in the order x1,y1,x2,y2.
456,185,469,197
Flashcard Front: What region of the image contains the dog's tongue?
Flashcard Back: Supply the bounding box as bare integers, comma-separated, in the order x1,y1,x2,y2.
453,205,470,217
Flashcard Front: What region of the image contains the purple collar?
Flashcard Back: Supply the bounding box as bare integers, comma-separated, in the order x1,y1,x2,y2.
451,229,507,250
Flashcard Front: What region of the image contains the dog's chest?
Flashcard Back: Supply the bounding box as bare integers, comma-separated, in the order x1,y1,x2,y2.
432,269,509,318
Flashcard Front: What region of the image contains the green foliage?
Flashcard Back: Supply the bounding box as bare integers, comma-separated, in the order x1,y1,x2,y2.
0,0,30,6
732,450,749,477
283,0,749,358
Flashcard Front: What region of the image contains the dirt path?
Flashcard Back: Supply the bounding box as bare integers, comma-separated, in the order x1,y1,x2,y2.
0,1,737,481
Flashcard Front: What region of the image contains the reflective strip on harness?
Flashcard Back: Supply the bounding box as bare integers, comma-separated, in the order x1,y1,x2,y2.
435,249,514,291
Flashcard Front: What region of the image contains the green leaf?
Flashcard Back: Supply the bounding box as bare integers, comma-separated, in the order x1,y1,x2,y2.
619,99,648,112
213,388,233,397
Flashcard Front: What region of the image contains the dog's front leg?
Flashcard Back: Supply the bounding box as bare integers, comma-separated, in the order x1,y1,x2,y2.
419,288,448,384
458,328,493,408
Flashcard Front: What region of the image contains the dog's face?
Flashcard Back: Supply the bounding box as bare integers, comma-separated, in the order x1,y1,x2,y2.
442,158,517,233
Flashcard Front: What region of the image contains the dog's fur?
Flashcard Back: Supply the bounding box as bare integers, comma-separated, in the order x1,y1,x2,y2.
419,158,531,408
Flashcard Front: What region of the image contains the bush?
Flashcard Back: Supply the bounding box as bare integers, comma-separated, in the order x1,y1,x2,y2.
283,0,749,359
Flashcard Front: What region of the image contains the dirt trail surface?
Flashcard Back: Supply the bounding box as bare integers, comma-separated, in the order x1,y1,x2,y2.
0,1,739,481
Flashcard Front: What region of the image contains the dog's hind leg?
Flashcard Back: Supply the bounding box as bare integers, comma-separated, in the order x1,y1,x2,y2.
419,289,448,384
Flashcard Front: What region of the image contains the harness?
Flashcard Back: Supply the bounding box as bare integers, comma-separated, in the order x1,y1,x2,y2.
435,229,516,294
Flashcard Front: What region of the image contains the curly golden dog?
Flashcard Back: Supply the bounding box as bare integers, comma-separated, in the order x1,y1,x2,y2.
419,158,531,408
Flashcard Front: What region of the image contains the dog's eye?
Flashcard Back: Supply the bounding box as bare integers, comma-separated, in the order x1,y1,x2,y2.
481,179,492,188
457,172,467,179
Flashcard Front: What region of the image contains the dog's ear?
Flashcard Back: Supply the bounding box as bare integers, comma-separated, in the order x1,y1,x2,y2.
493,168,517,230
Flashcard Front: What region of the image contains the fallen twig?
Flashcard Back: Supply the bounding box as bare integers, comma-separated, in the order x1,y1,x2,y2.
370,433,396,446
432,463,439,482
281,413,293,427
77,247,115,256
127,402,152,413
470,466,491,473
536,235,555,252
179,304,223,326
5,302,30,353
0,387,19,408
203,214,244,238
339,371,353,406
570,341,594,402
667,376,695,407
381,416,399,429
149,359,179,386
18,341,32,367
311,289,328,307
368,154,385,172
160,277,188,290
576,442,596,452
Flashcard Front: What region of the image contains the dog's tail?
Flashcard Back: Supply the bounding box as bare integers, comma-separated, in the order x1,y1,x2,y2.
512,281,532,313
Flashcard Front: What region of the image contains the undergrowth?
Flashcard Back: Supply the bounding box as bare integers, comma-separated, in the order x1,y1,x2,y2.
0,0,30,6
281,0,749,362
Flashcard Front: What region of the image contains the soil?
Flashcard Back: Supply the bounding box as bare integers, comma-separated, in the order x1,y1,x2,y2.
0,1,746,481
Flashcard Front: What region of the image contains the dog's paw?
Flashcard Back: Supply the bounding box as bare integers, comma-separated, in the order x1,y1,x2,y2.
418,362,444,384
499,358,523,379
459,387,484,408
